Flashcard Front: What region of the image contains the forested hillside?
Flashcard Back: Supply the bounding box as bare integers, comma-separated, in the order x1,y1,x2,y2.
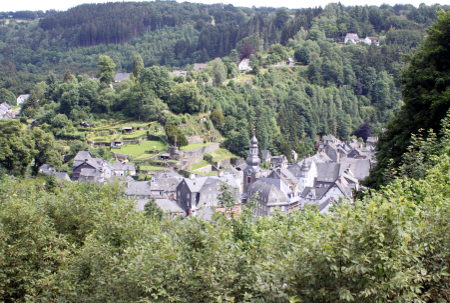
1,2,447,161
0,2,446,89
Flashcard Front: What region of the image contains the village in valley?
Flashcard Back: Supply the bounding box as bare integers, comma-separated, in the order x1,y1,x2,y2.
0,32,380,218
35,125,377,218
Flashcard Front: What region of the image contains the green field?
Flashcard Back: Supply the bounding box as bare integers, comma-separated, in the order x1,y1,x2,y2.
210,148,236,162
139,165,166,171
115,140,167,159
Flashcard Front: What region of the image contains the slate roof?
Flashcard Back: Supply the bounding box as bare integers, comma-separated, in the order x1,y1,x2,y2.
183,176,209,193
54,172,71,181
261,149,271,161
78,168,103,182
39,164,56,175
155,198,185,213
150,176,181,192
301,186,329,200
339,158,371,180
110,162,136,172
316,162,341,182
73,150,93,167
125,181,152,196
267,168,298,187
247,179,289,206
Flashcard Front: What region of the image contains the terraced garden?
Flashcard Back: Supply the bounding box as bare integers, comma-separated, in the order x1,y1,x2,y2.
115,140,167,160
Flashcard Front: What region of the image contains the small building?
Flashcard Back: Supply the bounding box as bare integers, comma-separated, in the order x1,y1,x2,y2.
0,102,14,119
114,73,131,83
238,58,252,72
111,140,124,148
171,70,188,77
366,136,378,147
363,36,380,46
344,33,360,44
192,63,207,72
270,155,288,169
287,57,295,66
16,94,30,106
122,126,133,134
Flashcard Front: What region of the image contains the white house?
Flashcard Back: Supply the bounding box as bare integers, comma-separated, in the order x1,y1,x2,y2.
16,94,30,106
238,58,252,71
344,33,360,44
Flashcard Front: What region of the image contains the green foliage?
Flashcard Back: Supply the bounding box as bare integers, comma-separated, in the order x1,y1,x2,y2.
0,149,448,302
369,11,450,188
165,123,188,147
132,53,144,79
0,88,16,105
167,83,207,114
96,55,116,84
144,199,163,220
210,108,225,129
0,120,36,176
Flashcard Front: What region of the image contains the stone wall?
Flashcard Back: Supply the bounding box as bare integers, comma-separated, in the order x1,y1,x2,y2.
178,143,220,170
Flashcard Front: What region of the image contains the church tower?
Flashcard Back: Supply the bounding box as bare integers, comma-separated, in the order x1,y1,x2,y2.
243,135,261,194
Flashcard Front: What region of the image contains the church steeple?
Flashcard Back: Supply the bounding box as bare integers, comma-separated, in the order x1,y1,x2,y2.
244,134,261,194
246,135,260,167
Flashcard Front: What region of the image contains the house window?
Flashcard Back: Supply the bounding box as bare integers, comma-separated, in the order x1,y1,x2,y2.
247,176,251,183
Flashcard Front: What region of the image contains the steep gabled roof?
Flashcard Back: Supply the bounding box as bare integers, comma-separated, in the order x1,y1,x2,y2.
316,162,341,182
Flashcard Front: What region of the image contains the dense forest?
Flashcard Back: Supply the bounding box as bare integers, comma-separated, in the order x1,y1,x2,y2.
0,2,445,89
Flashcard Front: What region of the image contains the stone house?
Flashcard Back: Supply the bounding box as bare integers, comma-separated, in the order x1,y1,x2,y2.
176,175,239,216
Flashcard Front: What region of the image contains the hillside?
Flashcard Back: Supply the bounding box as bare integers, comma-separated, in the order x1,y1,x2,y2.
0,2,447,93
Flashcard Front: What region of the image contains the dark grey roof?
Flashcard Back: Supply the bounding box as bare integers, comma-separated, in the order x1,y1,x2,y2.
301,186,329,200
268,168,298,185
54,172,71,181
183,177,208,192
316,162,341,182
39,164,56,175
151,177,181,192
125,181,152,196
339,158,371,180
247,179,289,206
73,150,93,167
261,149,271,160
110,162,136,171
155,198,184,213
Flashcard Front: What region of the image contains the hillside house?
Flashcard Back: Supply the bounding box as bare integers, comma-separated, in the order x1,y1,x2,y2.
238,58,252,71
344,33,360,44
363,36,380,46
171,70,188,77
72,150,135,182
114,73,131,83
16,94,30,106
176,174,240,217
0,102,14,119
122,126,133,134
192,63,207,72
